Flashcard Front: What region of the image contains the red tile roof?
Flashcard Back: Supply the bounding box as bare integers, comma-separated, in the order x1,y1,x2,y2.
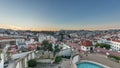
112,40,120,43
0,37,25,40
82,40,93,46
106,38,111,40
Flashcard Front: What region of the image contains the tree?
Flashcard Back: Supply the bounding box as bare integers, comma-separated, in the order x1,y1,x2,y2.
28,59,37,67
42,40,49,46
41,40,54,52
6,51,11,60
48,43,53,51
55,45,60,52
54,45,60,56
34,37,38,42
95,43,111,50
42,40,49,51
36,46,40,50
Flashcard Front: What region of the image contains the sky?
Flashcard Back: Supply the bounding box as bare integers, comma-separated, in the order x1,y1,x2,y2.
0,0,120,31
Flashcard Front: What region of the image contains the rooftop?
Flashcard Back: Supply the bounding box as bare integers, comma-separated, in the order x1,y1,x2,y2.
82,40,93,46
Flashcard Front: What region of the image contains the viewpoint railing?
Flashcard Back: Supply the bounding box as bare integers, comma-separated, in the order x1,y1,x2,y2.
11,51,35,68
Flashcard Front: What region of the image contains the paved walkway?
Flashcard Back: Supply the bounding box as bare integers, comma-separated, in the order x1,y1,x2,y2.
35,63,58,68
35,59,71,68
60,59,71,68
35,53,120,68
81,53,120,68
95,48,120,57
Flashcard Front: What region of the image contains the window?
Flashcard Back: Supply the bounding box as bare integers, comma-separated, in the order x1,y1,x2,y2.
87,47,89,49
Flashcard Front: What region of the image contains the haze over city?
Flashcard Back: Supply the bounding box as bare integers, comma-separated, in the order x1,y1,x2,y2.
0,0,120,31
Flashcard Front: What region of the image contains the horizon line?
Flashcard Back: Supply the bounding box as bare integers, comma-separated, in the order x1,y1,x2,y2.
0,24,120,31
0,27,120,32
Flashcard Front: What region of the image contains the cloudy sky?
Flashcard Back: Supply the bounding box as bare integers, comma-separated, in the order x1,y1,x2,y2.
0,0,120,31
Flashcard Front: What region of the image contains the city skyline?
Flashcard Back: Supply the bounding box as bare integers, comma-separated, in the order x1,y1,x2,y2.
0,0,120,31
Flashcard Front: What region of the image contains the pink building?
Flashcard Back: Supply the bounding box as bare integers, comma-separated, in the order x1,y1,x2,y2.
28,44,38,51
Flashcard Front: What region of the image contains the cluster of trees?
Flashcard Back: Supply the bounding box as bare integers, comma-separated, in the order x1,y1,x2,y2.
41,40,61,56
95,43,111,50
42,40,53,51
54,45,61,56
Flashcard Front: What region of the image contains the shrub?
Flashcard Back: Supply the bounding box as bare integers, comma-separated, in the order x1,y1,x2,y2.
55,56,62,63
95,43,111,50
108,55,120,60
28,59,37,67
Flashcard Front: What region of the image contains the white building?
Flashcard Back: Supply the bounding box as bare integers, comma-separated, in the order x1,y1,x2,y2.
38,35,57,43
25,38,35,45
109,41,120,51
81,40,94,52
16,38,25,45
0,45,10,68
58,43,72,57
98,38,120,51
97,38,109,43
0,53,4,68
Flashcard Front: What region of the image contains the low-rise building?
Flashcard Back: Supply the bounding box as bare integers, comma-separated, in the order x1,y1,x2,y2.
81,40,94,52
98,38,120,51
109,40,120,51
